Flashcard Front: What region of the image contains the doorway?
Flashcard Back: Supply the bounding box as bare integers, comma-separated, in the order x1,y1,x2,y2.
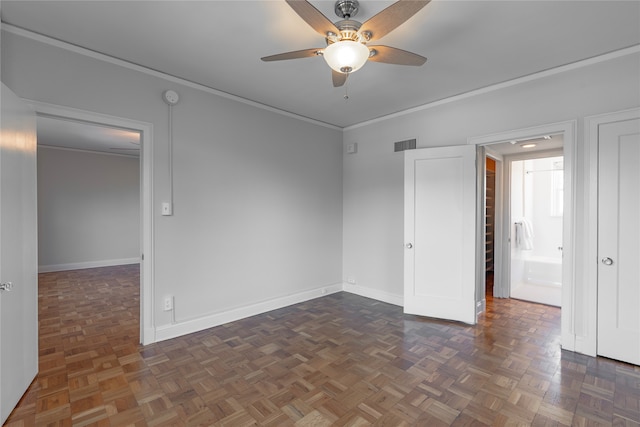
28,101,154,345
470,120,576,350
508,152,563,306
482,138,564,305
37,117,141,272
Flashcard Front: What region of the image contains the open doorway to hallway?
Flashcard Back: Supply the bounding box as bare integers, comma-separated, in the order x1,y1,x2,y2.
28,101,154,345
35,113,145,343
37,116,141,273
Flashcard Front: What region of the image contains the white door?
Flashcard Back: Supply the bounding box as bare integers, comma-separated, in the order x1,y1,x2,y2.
597,117,640,365
0,83,38,424
404,145,478,324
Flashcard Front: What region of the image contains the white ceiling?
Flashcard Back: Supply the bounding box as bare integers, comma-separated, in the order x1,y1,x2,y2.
2,0,639,131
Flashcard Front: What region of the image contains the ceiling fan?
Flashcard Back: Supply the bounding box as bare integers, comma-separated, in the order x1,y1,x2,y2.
262,0,430,87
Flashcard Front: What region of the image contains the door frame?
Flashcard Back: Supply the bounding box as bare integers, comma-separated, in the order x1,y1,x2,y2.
25,100,156,345
468,120,576,351
586,107,640,357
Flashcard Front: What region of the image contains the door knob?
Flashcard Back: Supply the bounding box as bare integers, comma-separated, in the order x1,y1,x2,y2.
0,282,13,292
601,257,614,266
406,243,413,249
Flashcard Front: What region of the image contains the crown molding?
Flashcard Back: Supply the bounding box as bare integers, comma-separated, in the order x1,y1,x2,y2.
345,44,640,131
1,23,342,131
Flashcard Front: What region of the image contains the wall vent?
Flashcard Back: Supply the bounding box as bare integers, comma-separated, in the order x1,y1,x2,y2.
394,139,416,152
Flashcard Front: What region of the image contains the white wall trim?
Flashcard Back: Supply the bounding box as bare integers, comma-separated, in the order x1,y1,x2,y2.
346,45,640,131
468,120,577,352
26,99,156,346
2,23,341,132
39,258,140,273
38,144,139,159
155,283,344,342
467,121,575,147
477,299,486,316
342,283,403,307
584,107,640,357
26,99,151,133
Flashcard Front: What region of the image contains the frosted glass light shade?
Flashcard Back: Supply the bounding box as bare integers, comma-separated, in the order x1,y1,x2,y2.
323,41,369,73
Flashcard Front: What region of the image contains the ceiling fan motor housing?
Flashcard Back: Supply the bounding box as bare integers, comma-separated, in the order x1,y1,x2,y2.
328,19,363,44
335,0,359,19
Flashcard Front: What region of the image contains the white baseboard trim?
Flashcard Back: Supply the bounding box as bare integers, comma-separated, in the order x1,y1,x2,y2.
477,298,486,315
154,282,343,343
573,335,597,357
39,258,140,273
142,327,156,346
342,283,403,307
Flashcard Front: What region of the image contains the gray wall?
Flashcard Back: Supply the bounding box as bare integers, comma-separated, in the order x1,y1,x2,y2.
2,30,343,335
37,146,140,271
342,52,640,348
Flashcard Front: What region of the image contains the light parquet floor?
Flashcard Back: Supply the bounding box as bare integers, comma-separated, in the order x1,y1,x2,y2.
4,265,640,426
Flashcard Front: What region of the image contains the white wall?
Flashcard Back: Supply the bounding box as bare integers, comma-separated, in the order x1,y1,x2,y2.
343,52,640,348
1,30,343,340
37,146,140,272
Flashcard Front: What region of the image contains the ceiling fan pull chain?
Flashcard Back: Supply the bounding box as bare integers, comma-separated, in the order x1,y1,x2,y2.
344,82,349,101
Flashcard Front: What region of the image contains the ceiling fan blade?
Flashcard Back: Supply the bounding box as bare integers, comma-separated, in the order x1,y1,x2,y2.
368,45,427,66
285,0,340,37
261,48,323,62
332,70,348,87
360,0,431,42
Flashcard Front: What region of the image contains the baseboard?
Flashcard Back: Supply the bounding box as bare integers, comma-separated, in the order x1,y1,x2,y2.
154,282,343,343
573,335,597,357
142,327,156,346
342,283,403,307
477,298,486,315
38,258,140,273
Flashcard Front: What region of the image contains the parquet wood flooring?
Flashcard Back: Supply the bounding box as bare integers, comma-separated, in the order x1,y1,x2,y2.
4,265,640,426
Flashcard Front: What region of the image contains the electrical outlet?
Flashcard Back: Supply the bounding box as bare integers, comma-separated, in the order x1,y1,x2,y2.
163,296,173,311
347,276,356,285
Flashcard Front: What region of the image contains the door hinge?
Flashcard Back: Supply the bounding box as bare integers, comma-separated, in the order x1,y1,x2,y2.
0,282,14,292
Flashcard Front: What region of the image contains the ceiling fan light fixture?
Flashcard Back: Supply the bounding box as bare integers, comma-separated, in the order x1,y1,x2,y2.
323,40,369,74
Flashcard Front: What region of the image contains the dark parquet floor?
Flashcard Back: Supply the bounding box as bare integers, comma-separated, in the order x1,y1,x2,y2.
4,266,640,426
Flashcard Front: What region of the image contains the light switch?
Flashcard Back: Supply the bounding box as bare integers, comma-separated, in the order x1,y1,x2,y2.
161,202,172,216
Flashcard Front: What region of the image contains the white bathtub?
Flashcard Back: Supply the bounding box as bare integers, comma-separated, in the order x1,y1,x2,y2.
525,256,562,286
511,256,562,306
